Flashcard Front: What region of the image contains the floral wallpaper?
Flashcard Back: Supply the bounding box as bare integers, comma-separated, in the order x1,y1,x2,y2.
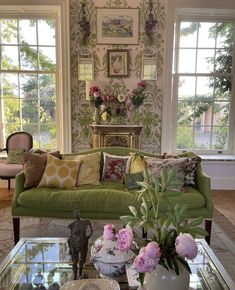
70,0,165,153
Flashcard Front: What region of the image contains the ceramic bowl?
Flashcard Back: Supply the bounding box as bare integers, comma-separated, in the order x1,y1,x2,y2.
90,235,134,277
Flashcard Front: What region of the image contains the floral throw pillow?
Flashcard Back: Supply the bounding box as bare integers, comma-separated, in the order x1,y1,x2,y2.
102,155,129,183
184,156,201,186
7,149,24,164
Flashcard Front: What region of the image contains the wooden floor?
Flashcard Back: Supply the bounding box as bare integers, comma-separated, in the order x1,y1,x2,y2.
0,188,13,210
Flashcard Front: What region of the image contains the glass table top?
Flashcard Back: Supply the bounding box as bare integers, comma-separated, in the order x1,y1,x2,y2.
0,238,234,290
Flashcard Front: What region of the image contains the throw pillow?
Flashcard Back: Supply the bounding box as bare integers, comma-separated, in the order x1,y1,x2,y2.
102,153,132,183
124,172,144,190
145,157,188,190
7,149,25,164
22,151,61,189
38,154,81,189
129,153,146,173
63,152,102,185
184,156,201,186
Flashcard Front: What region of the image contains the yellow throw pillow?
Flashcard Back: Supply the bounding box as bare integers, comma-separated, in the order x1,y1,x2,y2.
38,154,81,189
63,152,101,185
129,153,146,174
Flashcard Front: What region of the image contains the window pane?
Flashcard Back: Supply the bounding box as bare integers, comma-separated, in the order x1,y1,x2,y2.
38,19,56,45
0,19,17,44
39,74,56,99
5,123,21,136
20,45,38,70
213,101,229,126
177,101,194,125
216,23,234,48
20,74,37,99
179,22,198,48
178,76,195,100
194,127,211,150
214,49,232,73
178,49,196,73
198,22,216,48
19,19,37,45
1,73,18,98
196,77,213,99
196,49,214,73
3,98,20,123
1,46,19,69
214,77,231,100
22,99,39,123
39,47,56,71
212,126,228,149
176,126,193,149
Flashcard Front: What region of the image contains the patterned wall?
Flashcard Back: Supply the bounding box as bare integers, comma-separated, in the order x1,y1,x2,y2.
70,0,165,153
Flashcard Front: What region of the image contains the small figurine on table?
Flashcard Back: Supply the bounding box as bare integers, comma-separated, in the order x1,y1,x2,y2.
68,211,93,279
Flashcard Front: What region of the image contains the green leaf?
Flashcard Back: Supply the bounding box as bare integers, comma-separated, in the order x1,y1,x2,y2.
172,258,179,275
176,256,192,274
186,216,203,228
139,272,145,287
129,206,138,217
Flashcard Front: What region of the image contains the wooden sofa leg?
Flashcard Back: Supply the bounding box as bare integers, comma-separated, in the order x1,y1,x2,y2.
13,218,20,245
8,179,11,190
205,219,212,245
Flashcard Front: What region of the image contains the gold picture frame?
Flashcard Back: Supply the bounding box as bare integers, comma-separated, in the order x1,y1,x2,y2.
97,8,139,44
107,49,130,78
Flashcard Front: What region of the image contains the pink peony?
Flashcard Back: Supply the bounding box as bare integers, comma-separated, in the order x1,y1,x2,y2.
145,241,161,260
133,248,157,273
175,233,198,260
100,103,107,112
102,95,107,102
103,224,116,240
117,228,134,251
138,80,147,89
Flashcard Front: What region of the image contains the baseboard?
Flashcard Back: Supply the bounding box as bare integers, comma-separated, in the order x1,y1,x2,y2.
211,178,235,190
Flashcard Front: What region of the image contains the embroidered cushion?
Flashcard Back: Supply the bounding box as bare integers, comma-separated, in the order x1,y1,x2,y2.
102,153,132,183
38,154,81,189
7,149,24,164
124,172,144,190
129,153,146,173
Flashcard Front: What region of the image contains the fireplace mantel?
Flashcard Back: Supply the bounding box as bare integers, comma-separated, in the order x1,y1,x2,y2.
91,124,143,149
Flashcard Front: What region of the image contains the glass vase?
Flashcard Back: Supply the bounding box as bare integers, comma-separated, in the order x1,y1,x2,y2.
93,107,101,124
142,264,190,290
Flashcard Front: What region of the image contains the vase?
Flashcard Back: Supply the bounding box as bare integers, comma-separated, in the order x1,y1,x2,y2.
93,107,100,124
143,264,190,290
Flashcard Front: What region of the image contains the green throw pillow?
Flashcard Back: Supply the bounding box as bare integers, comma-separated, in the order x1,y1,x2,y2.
7,149,24,164
124,172,144,190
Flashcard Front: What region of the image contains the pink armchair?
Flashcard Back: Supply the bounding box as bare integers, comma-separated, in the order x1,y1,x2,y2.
0,132,33,190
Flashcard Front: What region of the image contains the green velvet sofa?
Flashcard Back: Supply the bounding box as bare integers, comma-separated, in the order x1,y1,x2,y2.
11,147,213,244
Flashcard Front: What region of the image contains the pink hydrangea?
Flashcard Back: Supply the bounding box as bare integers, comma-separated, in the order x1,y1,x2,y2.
103,224,116,240
145,241,161,260
133,248,157,273
175,233,198,260
133,242,161,273
117,228,134,251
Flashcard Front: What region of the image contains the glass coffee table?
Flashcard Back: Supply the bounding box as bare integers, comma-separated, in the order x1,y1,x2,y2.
0,238,234,290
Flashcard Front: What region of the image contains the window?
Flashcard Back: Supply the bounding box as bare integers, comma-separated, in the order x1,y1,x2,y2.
0,18,57,149
174,20,234,153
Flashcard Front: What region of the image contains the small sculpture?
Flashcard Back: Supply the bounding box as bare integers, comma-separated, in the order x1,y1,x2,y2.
68,211,93,279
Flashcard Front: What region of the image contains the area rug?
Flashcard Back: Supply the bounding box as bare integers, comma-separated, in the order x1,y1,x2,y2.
0,207,235,283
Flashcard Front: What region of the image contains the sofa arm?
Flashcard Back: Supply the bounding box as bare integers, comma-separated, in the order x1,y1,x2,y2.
195,165,213,215
12,171,25,211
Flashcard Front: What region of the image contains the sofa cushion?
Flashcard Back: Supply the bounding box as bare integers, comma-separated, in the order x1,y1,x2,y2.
22,151,61,189
63,152,101,185
38,154,81,189
18,183,205,214
145,157,187,190
124,172,144,190
129,153,146,173
102,153,132,182
7,149,24,164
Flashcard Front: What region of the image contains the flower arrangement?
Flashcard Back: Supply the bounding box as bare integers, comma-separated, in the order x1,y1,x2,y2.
89,81,147,124
111,167,207,287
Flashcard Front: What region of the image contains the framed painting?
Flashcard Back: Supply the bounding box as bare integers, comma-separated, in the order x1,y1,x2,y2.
107,49,129,78
97,8,139,44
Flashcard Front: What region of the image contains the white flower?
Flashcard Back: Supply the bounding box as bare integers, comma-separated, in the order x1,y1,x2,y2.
117,95,127,103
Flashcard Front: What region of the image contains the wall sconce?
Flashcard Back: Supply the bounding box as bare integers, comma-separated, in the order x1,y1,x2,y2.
142,57,157,80
78,2,90,43
145,0,158,40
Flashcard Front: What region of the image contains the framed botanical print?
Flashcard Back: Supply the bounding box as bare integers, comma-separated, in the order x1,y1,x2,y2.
107,49,130,78
97,8,139,44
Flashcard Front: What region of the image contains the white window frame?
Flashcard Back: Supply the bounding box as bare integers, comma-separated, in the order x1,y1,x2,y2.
163,0,235,155
0,0,71,153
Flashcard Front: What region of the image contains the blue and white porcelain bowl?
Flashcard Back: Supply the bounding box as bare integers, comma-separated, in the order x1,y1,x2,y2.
90,235,134,277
